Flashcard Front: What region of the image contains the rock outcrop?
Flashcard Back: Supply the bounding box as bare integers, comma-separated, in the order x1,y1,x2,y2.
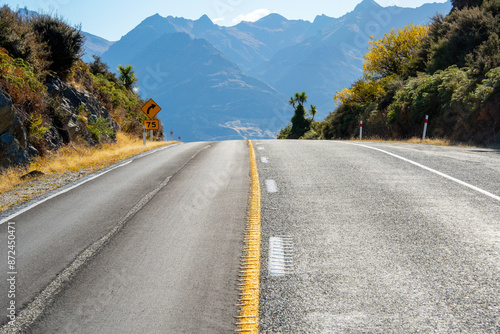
0,77,119,169
46,76,119,146
0,91,30,168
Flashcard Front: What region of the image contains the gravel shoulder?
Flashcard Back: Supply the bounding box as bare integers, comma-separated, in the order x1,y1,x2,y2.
0,170,93,214
0,142,177,214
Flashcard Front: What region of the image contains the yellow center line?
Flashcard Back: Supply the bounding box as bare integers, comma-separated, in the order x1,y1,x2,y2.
236,140,261,333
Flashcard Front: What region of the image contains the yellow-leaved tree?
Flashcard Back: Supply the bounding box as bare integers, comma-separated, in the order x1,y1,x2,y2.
363,24,429,80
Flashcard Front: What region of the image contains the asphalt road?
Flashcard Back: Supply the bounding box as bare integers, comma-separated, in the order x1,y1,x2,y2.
1,139,499,333
0,141,250,333
256,140,500,333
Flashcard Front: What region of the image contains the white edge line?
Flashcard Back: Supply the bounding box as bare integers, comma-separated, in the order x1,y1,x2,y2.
0,145,173,226
0,162,128,226
348,142,500,203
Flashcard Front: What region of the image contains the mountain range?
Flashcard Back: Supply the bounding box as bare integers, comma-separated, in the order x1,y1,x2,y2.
84,0,453,141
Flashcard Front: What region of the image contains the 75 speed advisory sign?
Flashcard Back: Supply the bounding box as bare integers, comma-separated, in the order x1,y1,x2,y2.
144,119,159,130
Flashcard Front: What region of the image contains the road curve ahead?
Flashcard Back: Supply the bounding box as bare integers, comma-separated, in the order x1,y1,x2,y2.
1,141,250,333
256,140,500,333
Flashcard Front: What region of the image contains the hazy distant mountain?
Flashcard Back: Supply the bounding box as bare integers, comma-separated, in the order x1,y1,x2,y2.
253,0,453,118
122,32,286,141
102,13,308,74
99,0,452,141
82,32,114,63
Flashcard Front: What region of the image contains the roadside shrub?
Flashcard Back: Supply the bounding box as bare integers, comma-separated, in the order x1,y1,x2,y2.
0,6,49,76
426,2,500,75
87,116,115,143
28,113,50,152
0,49,48,122
89,55,118,83
30,14,85,80
277,123,292,139
302,126,319,139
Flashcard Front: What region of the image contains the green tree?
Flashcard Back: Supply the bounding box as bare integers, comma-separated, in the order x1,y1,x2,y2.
291,103,308,138
364,24,428,80
118,64,137,89
290,92,310,138
294,92,300,104
297,91,308,105
309,104,317,121
278,92,313,139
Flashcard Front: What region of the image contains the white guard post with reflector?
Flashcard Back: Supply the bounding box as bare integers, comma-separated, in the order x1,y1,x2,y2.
422,115,429,140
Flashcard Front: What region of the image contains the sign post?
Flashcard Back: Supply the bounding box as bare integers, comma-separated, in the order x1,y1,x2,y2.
141,99,162,144
143,126,146,146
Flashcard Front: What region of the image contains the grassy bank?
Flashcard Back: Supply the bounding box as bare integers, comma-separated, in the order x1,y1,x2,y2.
0,133,176,207
349,137,475,147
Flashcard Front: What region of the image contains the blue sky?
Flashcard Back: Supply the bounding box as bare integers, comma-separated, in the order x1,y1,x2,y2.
4,0,448,41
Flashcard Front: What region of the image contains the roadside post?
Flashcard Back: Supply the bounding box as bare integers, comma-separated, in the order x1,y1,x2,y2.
170,129,173,142
141,98,162,145
422,115,429,141
360,121,363,140
143,126,146,146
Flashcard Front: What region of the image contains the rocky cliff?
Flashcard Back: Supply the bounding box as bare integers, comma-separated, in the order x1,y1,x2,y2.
45,76,118,147
0,91,30,168
0,78,118,169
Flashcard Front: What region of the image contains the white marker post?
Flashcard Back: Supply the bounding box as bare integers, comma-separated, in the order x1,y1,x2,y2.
422,115,429,141
360,121,363,140
143,125,146,146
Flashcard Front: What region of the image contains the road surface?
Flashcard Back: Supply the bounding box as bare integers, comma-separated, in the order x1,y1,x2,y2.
1,139,499,333
1,141,249,333
256,140,500,333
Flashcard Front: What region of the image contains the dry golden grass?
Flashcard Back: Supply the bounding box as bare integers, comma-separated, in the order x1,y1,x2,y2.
351,136,475,147
0,168,24,198
0,132,176,197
